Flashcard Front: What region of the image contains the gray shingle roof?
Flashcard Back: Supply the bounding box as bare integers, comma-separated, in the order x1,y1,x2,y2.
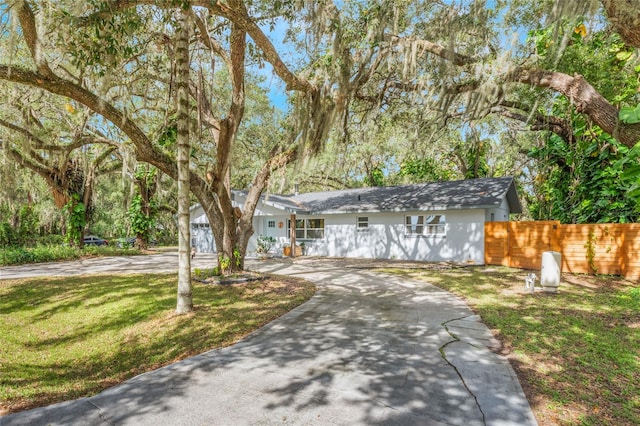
260,177,522,215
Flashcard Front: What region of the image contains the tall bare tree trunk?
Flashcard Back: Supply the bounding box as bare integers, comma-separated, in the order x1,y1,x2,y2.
175,10,192,314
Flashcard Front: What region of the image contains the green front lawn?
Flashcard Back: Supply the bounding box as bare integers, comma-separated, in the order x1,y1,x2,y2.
385,267,639,426
0,273,315,414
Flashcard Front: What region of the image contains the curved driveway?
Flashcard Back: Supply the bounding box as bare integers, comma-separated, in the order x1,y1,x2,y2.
1,255,537,425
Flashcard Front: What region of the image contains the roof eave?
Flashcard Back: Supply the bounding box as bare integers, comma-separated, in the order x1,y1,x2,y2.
301,204,499,215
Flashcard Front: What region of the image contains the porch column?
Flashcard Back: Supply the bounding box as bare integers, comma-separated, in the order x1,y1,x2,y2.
290,213,296,258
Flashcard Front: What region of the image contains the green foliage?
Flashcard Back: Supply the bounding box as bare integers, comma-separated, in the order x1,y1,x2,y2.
620,105,640,124
0,247,35,264
529,22,638,104
363,167,385,187
0,205,41,247
233,248,242,268
218,254,231,274
60,4,144,77
0,245,141,266
63,195,86,246
622,287,640,309
0,222,18,248
616,143,640,201
128,195,157,240
157,125,178,149
584,231,598,274
17,205,38,243
193,267,222,279
256,235,276,255
527,22,640,223
399,157,456,182
530,130,640,223
458,139,490,179
0,221,64,249
36,234,65,246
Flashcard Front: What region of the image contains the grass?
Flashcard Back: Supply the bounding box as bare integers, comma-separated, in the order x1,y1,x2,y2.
384,266,639,426
0,273,315,414
0,245,142,266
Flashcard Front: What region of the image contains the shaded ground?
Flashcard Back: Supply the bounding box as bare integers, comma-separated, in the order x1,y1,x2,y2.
381,264,639,426
1,256,536,425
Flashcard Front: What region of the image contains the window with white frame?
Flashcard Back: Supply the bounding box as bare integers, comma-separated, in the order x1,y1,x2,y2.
287,218,325,239
405,214,446,236
357,216,369,231
267,220,276,228
191,223,210,230
405,215,424,235
425,214,446,235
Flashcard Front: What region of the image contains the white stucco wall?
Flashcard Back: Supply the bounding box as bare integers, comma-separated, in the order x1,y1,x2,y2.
486,198,510,222
299,209,485,263
190,199,489,263
189,198,291,255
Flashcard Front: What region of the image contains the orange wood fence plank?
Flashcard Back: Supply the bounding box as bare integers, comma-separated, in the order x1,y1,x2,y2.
484,221,638,280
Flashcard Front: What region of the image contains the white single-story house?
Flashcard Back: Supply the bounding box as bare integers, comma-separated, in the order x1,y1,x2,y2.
189,176,522,264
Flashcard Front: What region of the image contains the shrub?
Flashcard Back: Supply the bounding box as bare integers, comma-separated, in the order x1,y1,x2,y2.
36,234,65,246
0,247,36,264
0,245,141,266
256,235,276,255
0,222,18,248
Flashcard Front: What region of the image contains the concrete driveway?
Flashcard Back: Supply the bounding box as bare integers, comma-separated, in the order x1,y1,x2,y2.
1,256,537,425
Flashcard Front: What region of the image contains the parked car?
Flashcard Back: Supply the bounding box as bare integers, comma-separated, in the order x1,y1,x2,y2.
83,235,108,246
116,237,157,248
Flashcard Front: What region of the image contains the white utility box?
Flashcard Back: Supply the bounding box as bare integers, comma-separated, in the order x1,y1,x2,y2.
541,251,561,293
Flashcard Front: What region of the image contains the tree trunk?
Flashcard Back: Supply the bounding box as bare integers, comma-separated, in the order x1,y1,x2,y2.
175,10,192,314
209,14,247,273
601,0,640,48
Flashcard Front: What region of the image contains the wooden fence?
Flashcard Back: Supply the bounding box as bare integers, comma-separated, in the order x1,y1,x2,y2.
485,221,640,280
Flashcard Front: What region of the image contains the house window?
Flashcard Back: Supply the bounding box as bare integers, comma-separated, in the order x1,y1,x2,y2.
357,216,369,231
287,218,325,239
405,214,446,236
405,215,424,235
425,214,446,235
490,213,495,222
267,220,276,228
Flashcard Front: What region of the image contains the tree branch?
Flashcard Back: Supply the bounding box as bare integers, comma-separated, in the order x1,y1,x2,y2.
506,68,640,148
15,1,54,76
384,34,478,66
191,11,231,68
492,101,575,145
76,0,315,93
601,0,640,48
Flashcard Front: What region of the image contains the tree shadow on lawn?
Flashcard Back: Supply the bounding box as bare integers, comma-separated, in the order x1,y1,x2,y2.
1,261,535,426
0,273,314,415
400,267,639,426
